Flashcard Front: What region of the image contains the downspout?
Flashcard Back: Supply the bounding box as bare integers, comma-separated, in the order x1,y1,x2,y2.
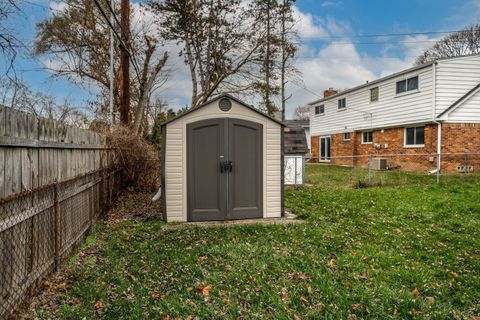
431,62,442,183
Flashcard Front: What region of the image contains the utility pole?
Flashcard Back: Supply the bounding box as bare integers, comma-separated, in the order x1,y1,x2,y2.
119,0,130,125
109,0,115,125
280,0,286,122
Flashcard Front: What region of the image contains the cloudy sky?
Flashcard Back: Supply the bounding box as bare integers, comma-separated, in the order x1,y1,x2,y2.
2,0,480,118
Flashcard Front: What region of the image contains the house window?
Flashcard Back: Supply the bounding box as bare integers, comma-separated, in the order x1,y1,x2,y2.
405,126,425,146
315,105,324,115
370,87,379,102
338,98,346,109
343,132,351,141
396,76,419,94
362,131,373,144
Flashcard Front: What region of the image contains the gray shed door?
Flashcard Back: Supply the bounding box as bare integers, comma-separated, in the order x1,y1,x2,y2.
187,118,262,221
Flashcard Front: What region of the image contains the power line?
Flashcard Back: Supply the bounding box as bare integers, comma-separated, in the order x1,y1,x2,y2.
102,0,143,80
92,0,141,82
309,28,480,40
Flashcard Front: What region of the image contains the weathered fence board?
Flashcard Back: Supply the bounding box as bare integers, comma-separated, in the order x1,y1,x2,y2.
0,106,121,318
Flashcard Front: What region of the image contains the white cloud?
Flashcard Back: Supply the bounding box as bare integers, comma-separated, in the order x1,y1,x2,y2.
292,6,329,39
321,1,343,7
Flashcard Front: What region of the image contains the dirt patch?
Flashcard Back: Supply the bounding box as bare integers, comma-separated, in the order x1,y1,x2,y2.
106,191,162,223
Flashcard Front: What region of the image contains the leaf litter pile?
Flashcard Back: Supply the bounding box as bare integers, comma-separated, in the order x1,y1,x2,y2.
18,166,480,319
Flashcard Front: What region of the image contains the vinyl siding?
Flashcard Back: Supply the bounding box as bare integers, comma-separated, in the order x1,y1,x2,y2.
164,100,282,222
447,90,480,122
435,55,480,117
310,67,434,136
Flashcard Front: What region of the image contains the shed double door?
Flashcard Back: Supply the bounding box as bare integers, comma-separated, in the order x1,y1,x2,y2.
187,118,263,221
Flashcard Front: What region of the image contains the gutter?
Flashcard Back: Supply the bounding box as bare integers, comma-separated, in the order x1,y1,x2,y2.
431,62,442,182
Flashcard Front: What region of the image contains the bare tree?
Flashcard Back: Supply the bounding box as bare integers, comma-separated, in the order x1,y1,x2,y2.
278,0,298,121
293,105,309,120
0,78,88,126
0,0,21,75
416,24,480,65
150,0,265,108
34,0,168,132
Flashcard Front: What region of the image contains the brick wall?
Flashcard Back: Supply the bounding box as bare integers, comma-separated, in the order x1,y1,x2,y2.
441,123,480,173
310,123,480,172
310,136,319,162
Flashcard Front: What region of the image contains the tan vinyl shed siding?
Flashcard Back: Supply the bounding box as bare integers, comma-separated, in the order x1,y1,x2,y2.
164,100,282,222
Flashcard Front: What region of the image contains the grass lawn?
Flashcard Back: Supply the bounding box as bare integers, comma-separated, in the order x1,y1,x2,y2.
27,165,480,319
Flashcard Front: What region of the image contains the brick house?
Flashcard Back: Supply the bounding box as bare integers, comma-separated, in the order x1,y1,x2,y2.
308,54,480,173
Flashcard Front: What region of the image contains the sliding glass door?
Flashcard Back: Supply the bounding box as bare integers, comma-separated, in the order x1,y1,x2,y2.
320,136,331,161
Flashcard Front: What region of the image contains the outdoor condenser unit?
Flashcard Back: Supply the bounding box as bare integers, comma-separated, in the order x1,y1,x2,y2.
369,158,388,171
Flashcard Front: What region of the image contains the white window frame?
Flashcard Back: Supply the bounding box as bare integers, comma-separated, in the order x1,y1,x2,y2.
361,131,373,144
396,75,419,96
343,132,351,141
404,126,425,148
319,136,331,162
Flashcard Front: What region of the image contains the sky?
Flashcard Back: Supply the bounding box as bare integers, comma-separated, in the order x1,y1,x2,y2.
2,0,480,118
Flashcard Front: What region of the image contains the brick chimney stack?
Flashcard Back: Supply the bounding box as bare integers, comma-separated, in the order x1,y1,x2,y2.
323,88,338,98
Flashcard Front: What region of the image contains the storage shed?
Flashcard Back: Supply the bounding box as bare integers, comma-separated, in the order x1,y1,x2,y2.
161,94,285,222
283,121,308,185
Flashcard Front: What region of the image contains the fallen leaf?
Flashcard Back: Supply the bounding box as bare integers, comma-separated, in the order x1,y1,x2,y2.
394,228,401,233
94,299,105,310
151,293,161,300
412,288,420,298
299,296,309,304
127,274,137,282
197,255,208,262
393,306,398,317
307,286,313,294
449,271,458,279
198,285,212,296
352,303,361,311
426,296,435,304
163,316,170,320
281,287,289,302
327,259,336,268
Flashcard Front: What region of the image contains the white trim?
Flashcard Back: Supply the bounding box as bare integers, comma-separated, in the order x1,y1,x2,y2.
319,136,331,162
395,75,420,96
403,126,425,147
361,131,373,144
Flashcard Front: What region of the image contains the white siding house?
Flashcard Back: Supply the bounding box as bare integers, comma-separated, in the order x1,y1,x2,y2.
309,54,480,137
307,54,480,172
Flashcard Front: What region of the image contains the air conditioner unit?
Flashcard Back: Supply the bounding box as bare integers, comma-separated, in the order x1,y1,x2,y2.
369,158,388,171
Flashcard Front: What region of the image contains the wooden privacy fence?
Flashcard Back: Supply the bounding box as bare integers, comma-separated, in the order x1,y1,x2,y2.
0,107,122,318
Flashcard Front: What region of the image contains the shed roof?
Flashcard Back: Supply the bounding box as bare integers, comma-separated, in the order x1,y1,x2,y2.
161,94,285,127
283,122,308,154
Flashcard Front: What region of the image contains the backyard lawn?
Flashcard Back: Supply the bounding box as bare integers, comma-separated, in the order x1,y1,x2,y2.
26,165,480,319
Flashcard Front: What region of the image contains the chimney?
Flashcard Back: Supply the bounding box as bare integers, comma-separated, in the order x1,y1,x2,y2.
323,88,337,98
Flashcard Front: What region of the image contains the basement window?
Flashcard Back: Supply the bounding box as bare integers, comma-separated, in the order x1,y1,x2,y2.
362,131,373,144
396,76,419,94
404,126,425,147
315,105,325,115
343,132,351,141
338,98,346,110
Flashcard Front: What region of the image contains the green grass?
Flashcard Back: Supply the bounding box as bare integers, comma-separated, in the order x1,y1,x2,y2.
32,165,480,319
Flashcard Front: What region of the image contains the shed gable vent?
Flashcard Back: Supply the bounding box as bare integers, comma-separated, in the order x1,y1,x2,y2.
219,97,232,112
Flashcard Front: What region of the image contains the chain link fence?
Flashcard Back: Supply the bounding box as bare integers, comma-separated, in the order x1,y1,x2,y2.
307,152,480,187
0,167,122,318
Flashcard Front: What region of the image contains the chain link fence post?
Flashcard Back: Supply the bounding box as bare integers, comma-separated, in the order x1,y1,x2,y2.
368,156,372,186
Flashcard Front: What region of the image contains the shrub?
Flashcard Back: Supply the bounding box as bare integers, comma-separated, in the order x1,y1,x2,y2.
103,125,160,191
